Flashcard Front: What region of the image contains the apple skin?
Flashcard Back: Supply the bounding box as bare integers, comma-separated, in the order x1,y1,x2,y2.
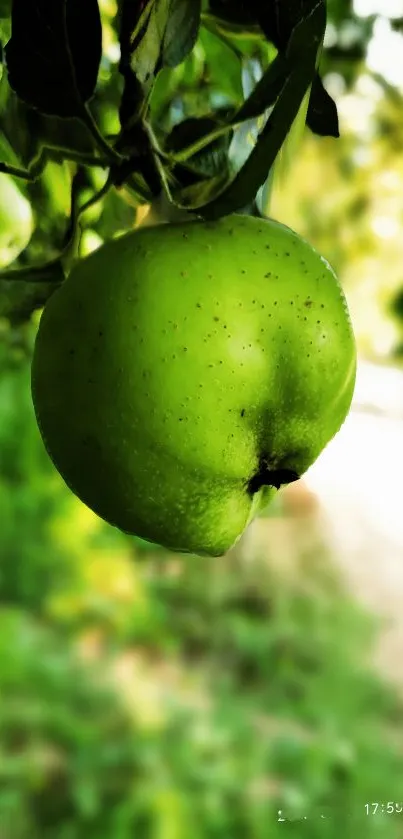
31,214,356,556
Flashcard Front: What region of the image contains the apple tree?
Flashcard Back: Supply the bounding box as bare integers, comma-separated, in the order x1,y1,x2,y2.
0,0,344,302
0,0,359,554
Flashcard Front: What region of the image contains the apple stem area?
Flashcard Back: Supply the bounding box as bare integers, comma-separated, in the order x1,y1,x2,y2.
247,459,300,494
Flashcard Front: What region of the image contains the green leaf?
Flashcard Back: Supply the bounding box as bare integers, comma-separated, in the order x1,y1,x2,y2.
0,131,21,167
0,18,11,47
128,0,201,90
162,0,202,67
129,0,169,87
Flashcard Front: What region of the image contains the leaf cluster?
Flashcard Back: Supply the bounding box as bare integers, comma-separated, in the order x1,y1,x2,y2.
0,0,342,319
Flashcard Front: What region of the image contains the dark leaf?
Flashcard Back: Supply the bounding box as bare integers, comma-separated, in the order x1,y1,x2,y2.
196,6,324,218
284,1,326,60
307,72,339,137
391,16,403,34
248,1,338,138
234,51,287,122
389,286,403,322
118,0,152,58
199,65,314,219
0,263,64,324
165,161,206,190
170,168,232,210
164,56,288,176
5,0,102,118
251,0,326,52
162,0,201,67
163,4,326,216
118,1,150,127
248,0,284,47
118,72,145,131
0,0,11,17
166,115,233,178
212,2,336,142
208,0,258,29
126,0,201,92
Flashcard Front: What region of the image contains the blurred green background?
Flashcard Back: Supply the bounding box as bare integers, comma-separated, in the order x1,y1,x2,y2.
2,0,403,835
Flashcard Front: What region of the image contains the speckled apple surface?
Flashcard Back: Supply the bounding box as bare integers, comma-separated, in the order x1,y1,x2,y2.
31,215,356,555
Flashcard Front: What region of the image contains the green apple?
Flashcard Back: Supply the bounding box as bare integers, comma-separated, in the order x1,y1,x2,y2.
31,214,356,556
0,173,33,267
